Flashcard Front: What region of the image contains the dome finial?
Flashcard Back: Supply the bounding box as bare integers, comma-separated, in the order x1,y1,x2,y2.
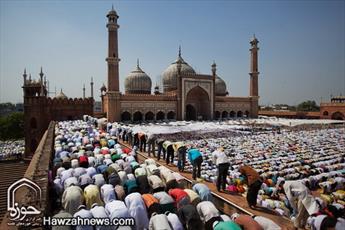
137,58,140,68
178,45,181,58
112,4,114,11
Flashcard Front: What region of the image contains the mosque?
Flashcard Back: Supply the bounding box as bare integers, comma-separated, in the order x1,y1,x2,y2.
102,7,260,122
22,6,260,158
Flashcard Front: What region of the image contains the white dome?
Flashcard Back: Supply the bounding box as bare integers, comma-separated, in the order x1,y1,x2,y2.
124,63,152,94
215,75,227,96
162,54,195,92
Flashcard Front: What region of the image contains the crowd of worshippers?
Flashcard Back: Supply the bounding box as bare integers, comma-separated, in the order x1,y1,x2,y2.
52,119,293,230
99,118,345,230
0,140,24,161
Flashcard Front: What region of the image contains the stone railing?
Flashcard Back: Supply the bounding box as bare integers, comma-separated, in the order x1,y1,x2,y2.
1,121,56,229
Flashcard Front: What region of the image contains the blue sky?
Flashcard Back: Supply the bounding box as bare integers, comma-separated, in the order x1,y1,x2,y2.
0,0,344,105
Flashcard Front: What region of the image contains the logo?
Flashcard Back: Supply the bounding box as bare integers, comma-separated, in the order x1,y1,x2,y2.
7,178,42,226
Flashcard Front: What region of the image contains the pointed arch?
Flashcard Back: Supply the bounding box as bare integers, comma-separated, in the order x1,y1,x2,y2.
167,111,175,120
156,111,165,121
145,111,154,121
121,111,131,121
222,111,228,119
133,111,143,122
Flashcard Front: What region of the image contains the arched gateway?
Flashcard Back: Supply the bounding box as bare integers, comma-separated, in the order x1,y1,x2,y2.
185,86,211,120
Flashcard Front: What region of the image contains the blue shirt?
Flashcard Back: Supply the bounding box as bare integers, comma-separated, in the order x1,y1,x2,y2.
188,148,201,162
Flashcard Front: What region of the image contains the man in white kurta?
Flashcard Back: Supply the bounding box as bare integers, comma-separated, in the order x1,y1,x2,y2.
282,180,319,228
124,192,149,230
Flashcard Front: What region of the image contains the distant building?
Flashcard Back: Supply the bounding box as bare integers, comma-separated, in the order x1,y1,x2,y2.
259,97,345,120
22,68,94,158
320,96,345,120
102,7,259,122
15,103,23,112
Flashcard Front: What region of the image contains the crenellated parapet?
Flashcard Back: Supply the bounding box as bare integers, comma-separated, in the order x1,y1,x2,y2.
25,97,94,105
48,97,94,105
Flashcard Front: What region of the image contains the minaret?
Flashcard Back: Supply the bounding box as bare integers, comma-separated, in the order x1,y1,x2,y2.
105,6,121,121
249,35,259,97
83,84,86,99
39,67,44,96
211,61,217,120
23,68,27,85
106,5,120,92
249,34,260,118
90,77,94,98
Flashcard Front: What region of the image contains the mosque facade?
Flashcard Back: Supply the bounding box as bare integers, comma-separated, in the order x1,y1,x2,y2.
102,7,260,122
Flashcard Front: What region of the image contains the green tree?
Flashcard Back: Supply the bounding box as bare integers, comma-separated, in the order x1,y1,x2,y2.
0,112,24,140
296,100,320,112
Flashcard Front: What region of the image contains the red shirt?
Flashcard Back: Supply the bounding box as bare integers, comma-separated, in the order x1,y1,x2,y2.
122,148,131,154
79,156,88,165
169,188,188,203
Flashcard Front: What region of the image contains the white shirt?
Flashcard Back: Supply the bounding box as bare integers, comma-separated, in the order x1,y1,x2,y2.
90,205,111,230
73,167,87,178
149,213,172,230
167,212,183,230
105,200,130,220
148,175,164,190
90,205,109,218
118,171,128,185
336,217,345,230
124,193,149,230
64,177,79,190
153,191,174,205
71,159,79,168
196,201,220,223
134,167,147,177
60,168,74,184
73,208,93,230
254,216,281,230
93,174,105,187
100,184,116,204
212,150,229,165
86,167,97,177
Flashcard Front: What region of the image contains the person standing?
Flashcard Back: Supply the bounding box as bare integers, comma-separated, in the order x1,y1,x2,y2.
174,142,186,172
156,137,165,161
188,147,203,180
239,165,262,209
138,132,147,152
163,141,174,165
212,147,230,192
146,133,156,157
